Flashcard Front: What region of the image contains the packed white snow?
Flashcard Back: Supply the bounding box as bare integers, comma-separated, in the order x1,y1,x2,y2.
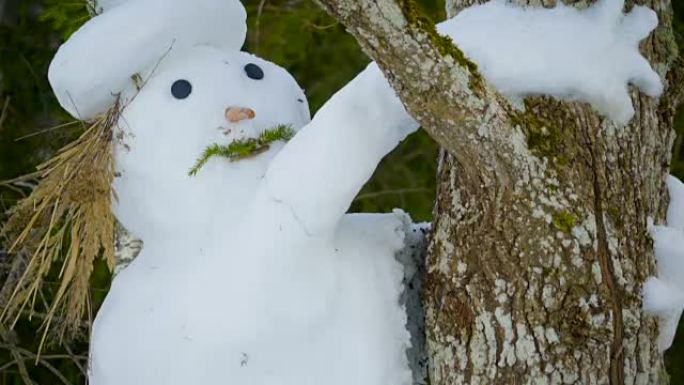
90,49,417,384
97,44,417,385
264,62,417,235
644,176,684,352
438,0,663,124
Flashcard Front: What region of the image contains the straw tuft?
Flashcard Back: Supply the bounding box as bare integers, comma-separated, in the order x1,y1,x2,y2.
0,102,119,345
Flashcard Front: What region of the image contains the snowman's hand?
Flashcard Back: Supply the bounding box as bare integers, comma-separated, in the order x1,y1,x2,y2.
260,63,419,236
643,175,684,351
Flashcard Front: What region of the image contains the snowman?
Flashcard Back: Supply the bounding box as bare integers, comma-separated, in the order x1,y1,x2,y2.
49,0,420,384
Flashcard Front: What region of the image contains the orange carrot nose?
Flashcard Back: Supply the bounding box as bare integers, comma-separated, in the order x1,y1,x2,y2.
225,107,256,123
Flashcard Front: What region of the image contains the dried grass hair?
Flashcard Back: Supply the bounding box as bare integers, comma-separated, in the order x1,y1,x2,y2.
0,101,119,347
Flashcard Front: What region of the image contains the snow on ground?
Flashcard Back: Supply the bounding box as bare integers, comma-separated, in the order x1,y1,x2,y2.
438,0,663,124
644,176,684,351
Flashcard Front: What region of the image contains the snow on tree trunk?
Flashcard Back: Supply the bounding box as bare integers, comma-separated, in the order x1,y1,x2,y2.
316,0,683,383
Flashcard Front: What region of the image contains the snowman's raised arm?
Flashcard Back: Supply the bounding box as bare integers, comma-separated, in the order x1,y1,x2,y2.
262,63,419,236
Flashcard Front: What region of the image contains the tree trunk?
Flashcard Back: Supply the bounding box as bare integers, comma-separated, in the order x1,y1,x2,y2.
424,1,681,384
315,0,683,383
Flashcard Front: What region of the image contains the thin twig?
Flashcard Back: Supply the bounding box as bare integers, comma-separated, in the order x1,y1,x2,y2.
255,0,268,54
308,21,338,31
63,343,87,376
354,187,430,201
0,343,82,385
0,97,10,132
14,121,81,142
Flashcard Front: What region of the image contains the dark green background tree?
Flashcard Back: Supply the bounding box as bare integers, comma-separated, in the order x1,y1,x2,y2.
0,0,681,383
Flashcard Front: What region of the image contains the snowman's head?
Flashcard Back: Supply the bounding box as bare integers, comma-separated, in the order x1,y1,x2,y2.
48,0,311,240
116,45,310,173
111,46,309,239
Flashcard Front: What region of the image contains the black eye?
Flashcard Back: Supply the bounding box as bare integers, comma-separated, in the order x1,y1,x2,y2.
171,79,192,99
244,63,264,80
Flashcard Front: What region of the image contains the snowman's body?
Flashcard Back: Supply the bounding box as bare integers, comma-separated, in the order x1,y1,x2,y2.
66,43,418,384
91,210,411,385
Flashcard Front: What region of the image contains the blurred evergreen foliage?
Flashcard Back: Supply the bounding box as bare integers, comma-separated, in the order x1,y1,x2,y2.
0,0,681,383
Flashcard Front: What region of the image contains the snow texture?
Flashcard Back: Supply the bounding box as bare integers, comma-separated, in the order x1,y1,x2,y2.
644,176,684,352
438,0,663,124
49,1,420,384
96,47,417,385
263,62,418,236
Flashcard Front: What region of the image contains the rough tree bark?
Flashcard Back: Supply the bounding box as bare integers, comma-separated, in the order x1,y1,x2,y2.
316,0,683,384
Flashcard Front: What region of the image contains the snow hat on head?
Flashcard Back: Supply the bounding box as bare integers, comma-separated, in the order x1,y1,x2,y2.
49,0,247,120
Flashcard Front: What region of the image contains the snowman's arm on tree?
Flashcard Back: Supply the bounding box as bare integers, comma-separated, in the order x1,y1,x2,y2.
262,63,418,235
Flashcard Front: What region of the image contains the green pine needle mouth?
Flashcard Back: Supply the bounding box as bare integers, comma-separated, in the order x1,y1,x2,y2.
189,124,295,176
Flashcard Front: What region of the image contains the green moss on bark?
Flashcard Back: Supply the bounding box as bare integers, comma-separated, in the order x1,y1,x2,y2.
511,108,569,166
396,0,484,89
552,211,577,233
